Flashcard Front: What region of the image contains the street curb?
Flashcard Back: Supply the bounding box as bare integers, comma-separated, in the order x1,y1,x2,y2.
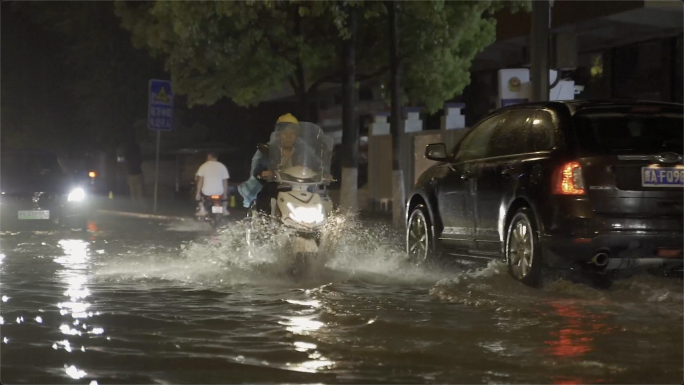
96,209,189,222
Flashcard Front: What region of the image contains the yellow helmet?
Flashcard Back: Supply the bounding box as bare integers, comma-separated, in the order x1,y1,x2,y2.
276,113,298,125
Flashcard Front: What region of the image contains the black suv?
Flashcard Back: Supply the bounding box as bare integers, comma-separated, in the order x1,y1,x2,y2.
406,100,683,286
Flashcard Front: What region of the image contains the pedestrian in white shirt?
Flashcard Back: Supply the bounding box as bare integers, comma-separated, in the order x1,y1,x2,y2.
195,152,230,216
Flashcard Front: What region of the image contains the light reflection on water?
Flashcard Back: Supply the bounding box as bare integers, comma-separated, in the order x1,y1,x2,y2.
281,290,335,373
64,364,87,379
543,302,613,359
54,239,101,383
280,316,325,335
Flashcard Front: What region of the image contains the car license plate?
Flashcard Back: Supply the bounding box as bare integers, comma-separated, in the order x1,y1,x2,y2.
642,167,684,187
212,206,223,214
18,210,50,220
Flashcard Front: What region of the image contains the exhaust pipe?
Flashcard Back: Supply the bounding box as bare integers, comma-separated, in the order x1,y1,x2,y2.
587,249,680,271
591,252,609,267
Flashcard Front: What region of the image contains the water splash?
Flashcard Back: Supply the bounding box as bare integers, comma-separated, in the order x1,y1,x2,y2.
322,212,449,284
94,212,444,288
429,260,537,311
166,220,215,233
430,259,683,319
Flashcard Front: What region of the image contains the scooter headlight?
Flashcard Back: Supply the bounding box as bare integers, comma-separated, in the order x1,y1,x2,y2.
286,203,325,224
67,188,86,202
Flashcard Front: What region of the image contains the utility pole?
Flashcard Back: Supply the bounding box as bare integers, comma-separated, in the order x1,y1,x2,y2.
530,0,550,102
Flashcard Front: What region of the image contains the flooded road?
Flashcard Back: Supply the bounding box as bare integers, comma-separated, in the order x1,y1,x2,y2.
1,214,682,384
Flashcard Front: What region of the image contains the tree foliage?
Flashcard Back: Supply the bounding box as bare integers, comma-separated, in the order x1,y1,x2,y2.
115,1,390,117
116,1,527,115
119,2,323,112
383,0,529,113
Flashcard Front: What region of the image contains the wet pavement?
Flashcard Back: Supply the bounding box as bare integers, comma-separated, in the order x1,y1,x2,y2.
1,211,682,384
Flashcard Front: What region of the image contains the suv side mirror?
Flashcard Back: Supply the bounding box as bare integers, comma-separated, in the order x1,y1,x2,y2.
425,143,448,161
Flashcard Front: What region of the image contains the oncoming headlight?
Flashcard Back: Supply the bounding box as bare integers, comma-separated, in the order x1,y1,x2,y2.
286,203,324,224
68,188,86,202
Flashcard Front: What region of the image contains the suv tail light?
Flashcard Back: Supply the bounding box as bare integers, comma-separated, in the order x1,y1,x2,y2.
553,161,585,195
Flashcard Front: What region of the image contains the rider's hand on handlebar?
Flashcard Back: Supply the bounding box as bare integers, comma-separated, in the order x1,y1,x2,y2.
260,170,272,179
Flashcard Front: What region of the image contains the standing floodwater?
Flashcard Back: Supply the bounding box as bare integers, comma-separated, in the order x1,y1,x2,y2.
1,214,682,384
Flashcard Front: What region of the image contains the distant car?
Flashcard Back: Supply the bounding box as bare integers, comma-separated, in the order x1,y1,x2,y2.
406,100,683,286
61,155,104,195
1,149,89,231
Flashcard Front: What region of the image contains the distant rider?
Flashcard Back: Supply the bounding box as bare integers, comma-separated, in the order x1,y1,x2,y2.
195,151,230,216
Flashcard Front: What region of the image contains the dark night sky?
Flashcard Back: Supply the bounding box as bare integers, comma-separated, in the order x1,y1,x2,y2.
2,5,76,151
1,2,301,158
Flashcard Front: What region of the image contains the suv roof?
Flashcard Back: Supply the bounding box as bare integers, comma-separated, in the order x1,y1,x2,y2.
1,148,59,156
499,99,683,115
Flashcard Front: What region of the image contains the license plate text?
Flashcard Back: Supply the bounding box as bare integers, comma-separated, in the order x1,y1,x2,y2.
642,167,684,187
18,210,50,220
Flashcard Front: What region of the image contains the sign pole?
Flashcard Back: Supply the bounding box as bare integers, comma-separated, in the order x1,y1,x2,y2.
148,79,173,215
153,130,161,214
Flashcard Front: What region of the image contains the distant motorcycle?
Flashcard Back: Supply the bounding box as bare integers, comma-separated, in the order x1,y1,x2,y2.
196,194,228,229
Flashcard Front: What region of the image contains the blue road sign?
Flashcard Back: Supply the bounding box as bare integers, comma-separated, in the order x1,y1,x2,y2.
148,79,174,131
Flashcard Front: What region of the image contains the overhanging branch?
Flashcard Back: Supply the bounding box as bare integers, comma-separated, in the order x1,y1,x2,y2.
305,65,390,95
356,65,389,82
306,71,342,95
288,75,301,96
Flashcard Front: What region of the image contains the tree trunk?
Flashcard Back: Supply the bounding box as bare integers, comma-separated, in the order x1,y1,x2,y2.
293,11,311,121
387,0,405,228
296,65,310,121
340,3,358,212
530,0,550,102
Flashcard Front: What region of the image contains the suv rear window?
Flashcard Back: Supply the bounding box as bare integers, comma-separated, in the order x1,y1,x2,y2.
573,106,683,155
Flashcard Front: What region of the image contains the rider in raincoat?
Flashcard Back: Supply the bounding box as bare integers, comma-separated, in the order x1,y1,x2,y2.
237,113,322,211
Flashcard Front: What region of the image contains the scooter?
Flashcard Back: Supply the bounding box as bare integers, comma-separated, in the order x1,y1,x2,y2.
245,123,335,276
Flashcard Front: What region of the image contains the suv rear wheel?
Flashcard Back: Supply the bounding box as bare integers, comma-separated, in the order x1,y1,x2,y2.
406,204,436,265
505,207,543,287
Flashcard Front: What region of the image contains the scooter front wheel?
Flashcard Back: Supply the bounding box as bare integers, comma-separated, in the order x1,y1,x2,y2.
288,252,313,279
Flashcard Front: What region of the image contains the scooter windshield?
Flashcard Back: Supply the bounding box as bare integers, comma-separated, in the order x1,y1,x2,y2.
267,122,333,184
